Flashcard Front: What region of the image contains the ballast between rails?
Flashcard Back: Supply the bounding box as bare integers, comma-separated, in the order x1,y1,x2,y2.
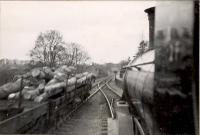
64,76,113,119
64,77,109,118
106,82,121,97
98,78,116,119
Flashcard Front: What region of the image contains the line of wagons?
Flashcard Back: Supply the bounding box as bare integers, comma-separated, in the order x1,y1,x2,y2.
0,71,96,134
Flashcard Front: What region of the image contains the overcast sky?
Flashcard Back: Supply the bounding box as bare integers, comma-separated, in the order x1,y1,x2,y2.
0,1,155,64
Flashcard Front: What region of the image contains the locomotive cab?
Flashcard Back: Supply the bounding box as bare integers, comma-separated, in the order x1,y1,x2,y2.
117,1,198,135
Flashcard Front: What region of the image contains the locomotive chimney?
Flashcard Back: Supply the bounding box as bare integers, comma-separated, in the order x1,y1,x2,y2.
144,7,155,50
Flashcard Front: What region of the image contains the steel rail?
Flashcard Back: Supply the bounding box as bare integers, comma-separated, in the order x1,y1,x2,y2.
133,117,145,135
110,98,116,119
98,79,115,119
85,81,106,102
106,80,145,135
64,77,109,119
106,82,121,97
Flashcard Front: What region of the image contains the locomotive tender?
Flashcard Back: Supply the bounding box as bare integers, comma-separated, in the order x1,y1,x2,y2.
117,1,198,135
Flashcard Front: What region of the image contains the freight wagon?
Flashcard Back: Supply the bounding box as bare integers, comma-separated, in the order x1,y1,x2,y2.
0,69,96,134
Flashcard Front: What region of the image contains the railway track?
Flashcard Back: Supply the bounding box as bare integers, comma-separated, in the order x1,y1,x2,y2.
99,79,121,119
49,77,121,135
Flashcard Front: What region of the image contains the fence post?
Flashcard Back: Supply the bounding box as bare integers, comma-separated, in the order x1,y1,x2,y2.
65,75,69,100
18,76,23,108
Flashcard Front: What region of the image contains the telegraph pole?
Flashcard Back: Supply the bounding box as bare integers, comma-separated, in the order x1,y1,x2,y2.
74,48,78,99
75,47,78,74
75,48,77,69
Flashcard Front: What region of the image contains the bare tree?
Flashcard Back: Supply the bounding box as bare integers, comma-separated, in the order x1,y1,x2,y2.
58,42,90,66
30,30,90,68
30,30,64,67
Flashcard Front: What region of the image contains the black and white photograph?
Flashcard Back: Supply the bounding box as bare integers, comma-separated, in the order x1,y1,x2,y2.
0,1,199,135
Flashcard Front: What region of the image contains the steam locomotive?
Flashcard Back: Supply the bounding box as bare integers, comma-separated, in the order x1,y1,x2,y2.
117,1,198,135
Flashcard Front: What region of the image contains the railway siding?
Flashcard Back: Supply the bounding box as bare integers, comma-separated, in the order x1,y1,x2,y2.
51,77,120,135
52,86,107,135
